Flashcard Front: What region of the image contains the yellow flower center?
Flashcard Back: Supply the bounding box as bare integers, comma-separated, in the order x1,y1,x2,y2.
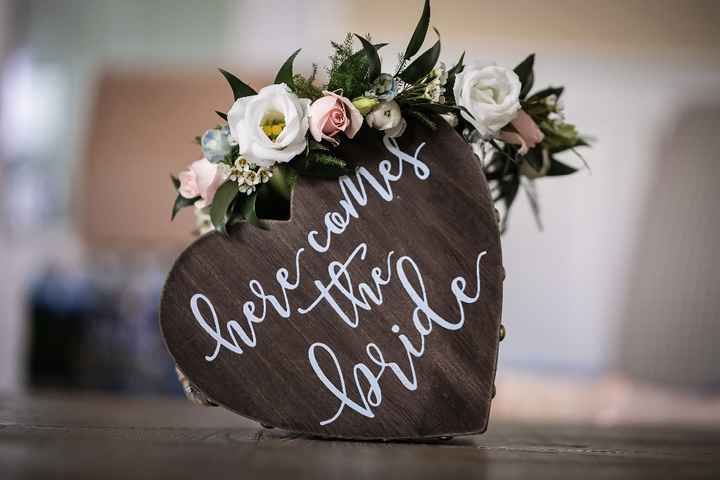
261,110,286,142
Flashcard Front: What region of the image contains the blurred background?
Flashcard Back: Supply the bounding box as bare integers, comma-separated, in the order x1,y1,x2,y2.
1,0,719,427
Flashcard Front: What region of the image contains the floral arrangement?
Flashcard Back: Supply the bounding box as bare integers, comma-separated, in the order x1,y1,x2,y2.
171,0,589,235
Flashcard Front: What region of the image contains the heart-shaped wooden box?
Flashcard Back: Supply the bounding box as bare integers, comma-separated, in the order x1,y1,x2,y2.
160,121,504,440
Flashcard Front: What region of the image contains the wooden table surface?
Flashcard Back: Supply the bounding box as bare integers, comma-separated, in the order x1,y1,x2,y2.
1,394,718,479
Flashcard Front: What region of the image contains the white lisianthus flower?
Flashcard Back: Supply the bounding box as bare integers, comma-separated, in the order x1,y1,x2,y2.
454,65,522,138
366,100,406,137
227,84,311,168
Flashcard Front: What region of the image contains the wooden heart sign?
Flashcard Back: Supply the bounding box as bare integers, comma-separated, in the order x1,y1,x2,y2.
160,121,504,440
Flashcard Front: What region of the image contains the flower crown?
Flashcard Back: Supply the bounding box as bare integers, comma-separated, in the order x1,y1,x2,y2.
171,0,589,235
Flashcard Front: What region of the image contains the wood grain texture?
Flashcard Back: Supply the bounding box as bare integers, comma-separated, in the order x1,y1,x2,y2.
159,120,504,440
3,394,720,480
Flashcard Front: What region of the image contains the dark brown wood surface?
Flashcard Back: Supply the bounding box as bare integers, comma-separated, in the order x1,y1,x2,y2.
2,394,719,479
160,121,504,439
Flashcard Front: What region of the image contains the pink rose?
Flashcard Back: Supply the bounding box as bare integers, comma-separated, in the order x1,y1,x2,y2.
309,91,363,146
499,110,545,155
178,158,227,208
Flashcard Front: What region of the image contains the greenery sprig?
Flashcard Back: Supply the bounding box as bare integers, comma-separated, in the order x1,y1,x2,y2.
170,0,590,236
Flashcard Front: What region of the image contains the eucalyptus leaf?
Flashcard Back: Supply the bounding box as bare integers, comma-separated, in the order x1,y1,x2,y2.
354,34,381,82
210,180,239,234
399,30,441,84
171,193,199,221
403,0,430,60
546,158,578,176
275,49,302,86
215,110,228,121
513,54,535,99
219,68,257,100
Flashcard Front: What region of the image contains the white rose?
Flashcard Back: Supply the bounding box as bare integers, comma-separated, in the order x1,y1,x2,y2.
228,83,311,167
454,65,522,138
366,100,406,138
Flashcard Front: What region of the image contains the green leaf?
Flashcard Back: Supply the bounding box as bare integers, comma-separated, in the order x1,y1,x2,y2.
234,192,267,229
458,105,475,120
327,34,387,99
215,111,228,121
354,34,381,82
413,102,459,114
546,158,578,176
522,180,543,231
403,0,431,60
526,86,564,103
270,164,298,200
524,147,544,171
408,110,437,130
399,29,441,84
338,43,387,73
445,52,465,103
448,51,465,76
171,175,180,190
357,42,387,59
210,180,239,234
274,49,302,86
291,151,354,179
248,165,298,223
219,68,257,100
171,194,198,220
514,54,535,99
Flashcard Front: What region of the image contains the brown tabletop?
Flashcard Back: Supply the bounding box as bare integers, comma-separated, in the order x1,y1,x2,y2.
1,394,718,479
